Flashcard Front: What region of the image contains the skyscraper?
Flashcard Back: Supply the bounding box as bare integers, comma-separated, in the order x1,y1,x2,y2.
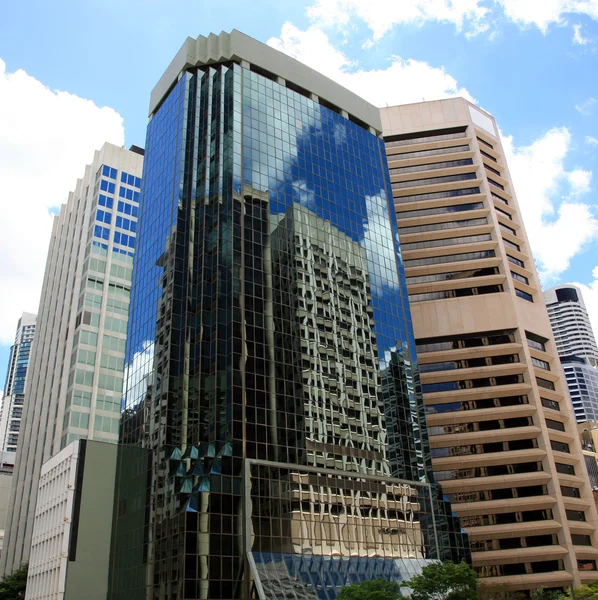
0,312,36,458
381,98,598,593
109,30,468,600
544,285,598,422
0,143,143,575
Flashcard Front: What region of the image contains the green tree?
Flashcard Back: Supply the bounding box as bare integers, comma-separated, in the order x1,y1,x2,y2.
0,563,27,600
405,561,479,600
531,587,565,600
336,578,403,600
564,580,598,599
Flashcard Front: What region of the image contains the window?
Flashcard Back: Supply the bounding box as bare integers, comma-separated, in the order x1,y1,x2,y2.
117,201,139,216
578,560,596,571
526,332,547,352
100,179,115,194
500,222,517,236
102,165,117,179
406,266,499,285
74,369,94,387
120,171,141,188
66,390,91,407
96,209,112,225
77,349,96,366
491,191,508,205
401,233,492,252
487,177,505,190
119,186,137,200
103,334,126,353
404,250,495,268
511,271,529,285
410,284,503,303
545,419,565,432
94,414,120,435
561,486,581,498
571,534,592,546
541,398,560,411
386,126,467,148
398,187,482,204
477,137,494,149
566,510,586,522
389,158,474,175
532,357,550,371
93,225,110,240
537,377,555,391
397,201,484,220
484,163,502,177
388,144,470,160
503,238,520,252
98,194,113,209
392,172,477,189
495,206,512,220
507,255,525,268
399,217,487,235
480,149,497,162
100,354,125,371
98,373,123,393
69,410,90,430
556,462,574,475
516,289,533,302
551,440,570,453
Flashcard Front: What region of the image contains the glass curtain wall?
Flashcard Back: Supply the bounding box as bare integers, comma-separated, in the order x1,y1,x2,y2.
109,62,469,600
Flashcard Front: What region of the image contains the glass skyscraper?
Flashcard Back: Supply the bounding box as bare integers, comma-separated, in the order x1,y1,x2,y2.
0,312,36,457
109,30,468,600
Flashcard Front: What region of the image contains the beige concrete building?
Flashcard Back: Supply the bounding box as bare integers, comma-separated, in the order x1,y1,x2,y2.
0,143,143,575
381,97,598,593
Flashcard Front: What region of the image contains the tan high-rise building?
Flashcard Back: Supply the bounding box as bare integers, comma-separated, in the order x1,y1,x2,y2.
381,98,598,593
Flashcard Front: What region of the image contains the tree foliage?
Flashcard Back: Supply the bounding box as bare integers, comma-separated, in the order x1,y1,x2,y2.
0,564,27,600
336,578,403,600
564,580,598,599
405,561,479,600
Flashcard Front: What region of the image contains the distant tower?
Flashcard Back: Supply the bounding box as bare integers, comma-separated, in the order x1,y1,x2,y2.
0,312,36,463
545,284,598,422
0,143,143,575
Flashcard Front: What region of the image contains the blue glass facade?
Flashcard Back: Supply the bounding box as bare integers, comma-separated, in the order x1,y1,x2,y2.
109,61,467,600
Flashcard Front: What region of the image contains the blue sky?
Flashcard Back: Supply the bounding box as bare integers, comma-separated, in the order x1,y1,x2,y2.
1,0,598,383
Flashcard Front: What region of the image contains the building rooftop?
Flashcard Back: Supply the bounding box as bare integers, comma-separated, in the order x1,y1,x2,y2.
149,29,382,133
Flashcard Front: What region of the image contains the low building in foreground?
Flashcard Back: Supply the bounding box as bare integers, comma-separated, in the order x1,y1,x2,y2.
26,439,117,600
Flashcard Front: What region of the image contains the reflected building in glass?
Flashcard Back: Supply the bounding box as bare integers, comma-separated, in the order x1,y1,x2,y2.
109,31,469,600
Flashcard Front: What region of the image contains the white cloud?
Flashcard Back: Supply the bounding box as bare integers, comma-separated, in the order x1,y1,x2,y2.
306,0,489,41
573,23,590,43
576,97,597,114
496,0,598,33
572,266,598,339
0,58,124,344
586,136,598,146
268,23,475,107
361,189,401,290
292,180,316,209
124,340,155,409
303,0,598,42
567,168,592,194
501,127,598,280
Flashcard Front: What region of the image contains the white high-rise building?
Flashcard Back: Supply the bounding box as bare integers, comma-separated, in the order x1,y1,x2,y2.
0,143,143,575
545,285,598,422
0,312,36,460
544,285,598,366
